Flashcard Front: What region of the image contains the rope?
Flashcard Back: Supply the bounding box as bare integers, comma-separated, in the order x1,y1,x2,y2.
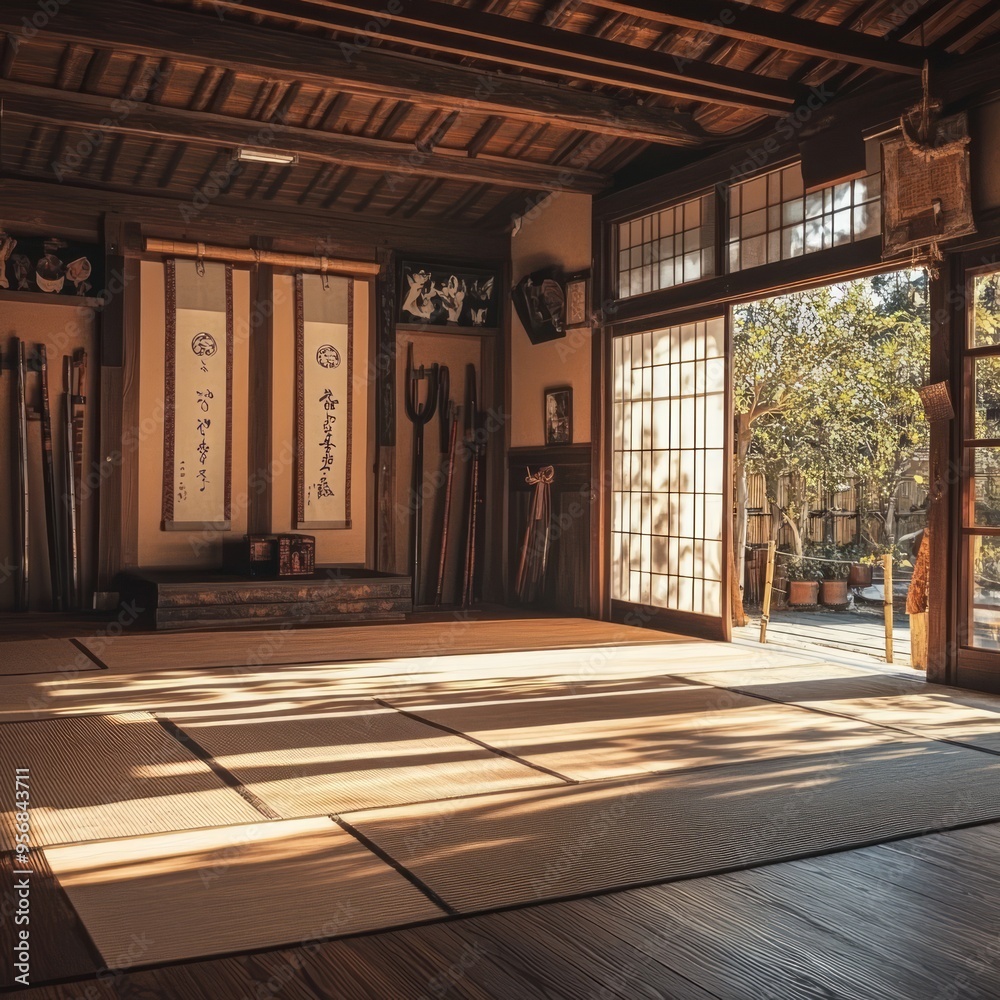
773,552,865,566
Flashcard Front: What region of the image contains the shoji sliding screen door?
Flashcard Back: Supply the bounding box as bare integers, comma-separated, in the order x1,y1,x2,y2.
610,315,732,640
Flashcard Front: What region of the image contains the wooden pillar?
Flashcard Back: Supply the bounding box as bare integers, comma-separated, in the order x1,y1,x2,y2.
95,215,141,607
590,213,611,621
374,247,396,573
247,237,274,535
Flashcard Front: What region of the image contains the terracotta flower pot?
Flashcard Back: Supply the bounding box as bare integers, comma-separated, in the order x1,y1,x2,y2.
820,579,850,607
848,563,873,588
787,580,819,607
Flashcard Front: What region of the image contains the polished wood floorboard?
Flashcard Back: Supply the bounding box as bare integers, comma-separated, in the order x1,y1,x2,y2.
17,822,1000,999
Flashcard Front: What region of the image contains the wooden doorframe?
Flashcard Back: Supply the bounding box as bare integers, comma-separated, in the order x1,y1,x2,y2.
953,251,1000,691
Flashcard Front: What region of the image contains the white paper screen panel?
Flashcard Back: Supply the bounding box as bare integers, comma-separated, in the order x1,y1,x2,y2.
611,318,725,616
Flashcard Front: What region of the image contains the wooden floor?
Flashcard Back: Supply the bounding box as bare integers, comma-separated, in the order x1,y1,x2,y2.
735,606,912,667
4,615,1000,998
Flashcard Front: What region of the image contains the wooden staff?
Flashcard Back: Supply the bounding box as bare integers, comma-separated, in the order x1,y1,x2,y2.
12,339,29,611
461,364,481,609
62,356,79,610
759,541,776,644
143,239,381,277
884,552,894,664
72,349,87,606
434,401,459,607
37,346,65,611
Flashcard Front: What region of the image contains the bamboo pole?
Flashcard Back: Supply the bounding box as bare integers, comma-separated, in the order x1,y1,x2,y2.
884,552,894,665
759,541,776,644
143,238,381,277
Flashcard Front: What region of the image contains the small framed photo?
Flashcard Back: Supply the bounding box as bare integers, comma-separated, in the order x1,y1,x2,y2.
564,271,590,330
544,386,573,446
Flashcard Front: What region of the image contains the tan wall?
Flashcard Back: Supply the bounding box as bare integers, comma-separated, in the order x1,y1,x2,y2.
137,261,250,566
271,273,370,566
510,192,593,448
974,95,1000,212
138,266,371,568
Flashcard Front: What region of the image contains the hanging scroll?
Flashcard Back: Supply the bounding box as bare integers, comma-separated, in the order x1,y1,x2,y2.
296,273,353,529
162,259,233,530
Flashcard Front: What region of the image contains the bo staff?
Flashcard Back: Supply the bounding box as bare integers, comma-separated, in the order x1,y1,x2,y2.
461,364,482,609
71,349,87,606
435,400,460,607
62,356,79,610
437,365,450,453
37,346,65,611
12,340,29,611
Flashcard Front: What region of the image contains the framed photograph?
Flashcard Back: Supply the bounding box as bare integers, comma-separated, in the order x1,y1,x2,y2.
544,386,573,446
398,260,499,331
564,271,590,329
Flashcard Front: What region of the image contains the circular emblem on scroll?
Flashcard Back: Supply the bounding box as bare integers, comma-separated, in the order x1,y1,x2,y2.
191,332,218,357
316,344,341,369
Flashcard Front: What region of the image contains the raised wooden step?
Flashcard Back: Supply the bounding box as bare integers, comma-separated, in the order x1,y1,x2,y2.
117,568,412,630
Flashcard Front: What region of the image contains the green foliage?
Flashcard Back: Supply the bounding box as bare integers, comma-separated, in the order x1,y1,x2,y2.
733,269,930,555
812,542,852,580
782,552,822,581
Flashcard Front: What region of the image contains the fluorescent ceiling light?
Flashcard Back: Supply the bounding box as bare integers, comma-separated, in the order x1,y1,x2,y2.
235,148,297,165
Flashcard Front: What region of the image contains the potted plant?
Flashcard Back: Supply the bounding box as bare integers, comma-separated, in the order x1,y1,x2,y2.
842,541,873,588
818,543,851,607
784,553,820,607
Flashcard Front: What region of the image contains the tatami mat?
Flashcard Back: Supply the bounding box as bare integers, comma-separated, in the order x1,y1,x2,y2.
77,618,686,672
177,708,562,816
0,713,262,849
45,816,445,965
679,663,1000,753
0,639,101,676
341,741,1000,913
0,640,808,724
385,681,906,780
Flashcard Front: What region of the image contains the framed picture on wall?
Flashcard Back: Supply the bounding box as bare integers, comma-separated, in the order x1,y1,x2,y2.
564,271,591,330
544,386,573,446
398,260,499,331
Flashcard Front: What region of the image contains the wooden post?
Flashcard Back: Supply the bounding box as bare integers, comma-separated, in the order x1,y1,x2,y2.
884,552,894,664
760,541,776,644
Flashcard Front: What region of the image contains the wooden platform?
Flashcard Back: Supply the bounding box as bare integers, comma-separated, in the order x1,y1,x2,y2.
117,568,412,629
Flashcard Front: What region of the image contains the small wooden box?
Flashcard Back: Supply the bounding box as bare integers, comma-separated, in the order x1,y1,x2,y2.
244,534,279,578
277,534,315,576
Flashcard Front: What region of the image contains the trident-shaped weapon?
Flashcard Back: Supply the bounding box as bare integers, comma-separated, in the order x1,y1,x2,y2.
404,342,438,606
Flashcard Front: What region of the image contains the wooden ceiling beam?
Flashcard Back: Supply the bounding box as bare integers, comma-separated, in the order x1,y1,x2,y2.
588,0,929,74
0,80,609,193
1,36,17,78
886,0,954,43
0,0,705,146
210,0,799,111
937,0,1000,53
322,166,356,209
402,178,444,219
55,44,90,90
81,49,113,94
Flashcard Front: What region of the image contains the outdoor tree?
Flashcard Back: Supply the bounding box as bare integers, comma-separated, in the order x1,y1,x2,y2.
732,269,930,608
